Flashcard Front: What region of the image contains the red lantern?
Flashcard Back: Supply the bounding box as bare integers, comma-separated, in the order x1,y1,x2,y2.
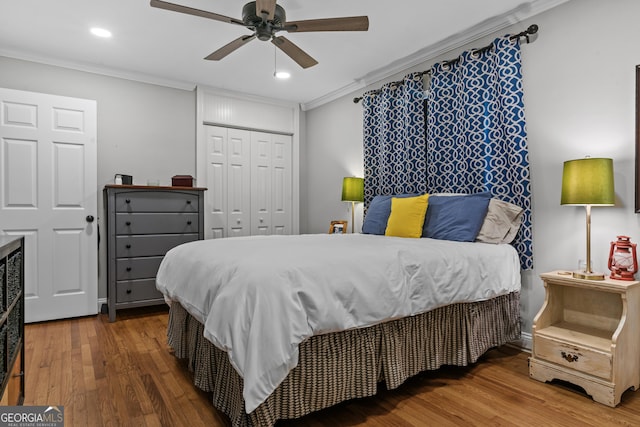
608,235,638,281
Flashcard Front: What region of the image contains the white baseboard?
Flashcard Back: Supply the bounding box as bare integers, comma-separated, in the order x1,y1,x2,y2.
508,332,532,352
98,297,108,314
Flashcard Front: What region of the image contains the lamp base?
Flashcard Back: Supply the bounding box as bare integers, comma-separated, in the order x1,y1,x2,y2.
572,270,605,280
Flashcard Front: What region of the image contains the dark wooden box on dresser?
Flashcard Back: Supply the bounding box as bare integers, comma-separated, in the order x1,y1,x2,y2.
0,236,25,406
104,185,206,322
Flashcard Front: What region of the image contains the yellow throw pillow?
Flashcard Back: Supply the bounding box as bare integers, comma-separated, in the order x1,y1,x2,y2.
385,194,430,238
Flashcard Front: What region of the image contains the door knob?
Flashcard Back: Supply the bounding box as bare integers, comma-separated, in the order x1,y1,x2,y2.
86,215,95,223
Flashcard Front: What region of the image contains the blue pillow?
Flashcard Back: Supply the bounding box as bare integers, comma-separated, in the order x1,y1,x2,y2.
422,192,491,241
362,194,418,235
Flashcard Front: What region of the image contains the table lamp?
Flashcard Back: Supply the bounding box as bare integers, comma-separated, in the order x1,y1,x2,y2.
341,177,364,233
561,157,615,280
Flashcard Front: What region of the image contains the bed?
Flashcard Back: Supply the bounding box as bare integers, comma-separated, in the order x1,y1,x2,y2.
156,209,522,427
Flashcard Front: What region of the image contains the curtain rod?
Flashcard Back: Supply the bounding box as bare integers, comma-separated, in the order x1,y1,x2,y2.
353,24,539,104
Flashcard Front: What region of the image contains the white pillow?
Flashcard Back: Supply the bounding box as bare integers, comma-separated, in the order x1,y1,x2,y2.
475,199,524,244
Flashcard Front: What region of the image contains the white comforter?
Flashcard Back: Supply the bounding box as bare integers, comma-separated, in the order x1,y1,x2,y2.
156,233,520,413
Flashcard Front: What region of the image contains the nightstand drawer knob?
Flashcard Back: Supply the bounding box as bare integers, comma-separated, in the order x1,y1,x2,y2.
126,221,131,226
126,244,131,249
125,199,131,204
126,289,132,294
126,267,132,272
186,200,191,204
561,351,579,363
187,220,192,225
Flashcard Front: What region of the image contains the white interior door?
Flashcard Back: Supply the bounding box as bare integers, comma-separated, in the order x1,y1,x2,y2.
0,88,98,322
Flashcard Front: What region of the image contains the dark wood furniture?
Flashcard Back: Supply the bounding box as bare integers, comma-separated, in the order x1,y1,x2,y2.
0,236,24,406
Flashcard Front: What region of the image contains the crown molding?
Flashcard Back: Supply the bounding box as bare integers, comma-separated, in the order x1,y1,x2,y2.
300,0,569,111
0,48,197,92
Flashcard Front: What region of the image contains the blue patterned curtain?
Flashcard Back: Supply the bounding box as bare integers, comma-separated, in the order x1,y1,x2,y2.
427,36,532,269
362,72,427,208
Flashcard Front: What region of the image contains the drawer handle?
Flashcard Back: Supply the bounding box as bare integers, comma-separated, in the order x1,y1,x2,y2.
126,244,131,249
561,351,579,363
126,221,131,226
186,200,192,205
126,289,132,294
126,267,132,272
187,220,192,225
125,199,131,204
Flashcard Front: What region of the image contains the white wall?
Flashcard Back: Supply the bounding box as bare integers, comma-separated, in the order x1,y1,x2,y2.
304,0,640,344
0,56,196,300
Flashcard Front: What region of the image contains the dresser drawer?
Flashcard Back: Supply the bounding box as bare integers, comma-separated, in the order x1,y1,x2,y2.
116,279,164,303
116,257,164,280
116,234,198,258
534,334,612,379
115,191,199,213
116,213,199,235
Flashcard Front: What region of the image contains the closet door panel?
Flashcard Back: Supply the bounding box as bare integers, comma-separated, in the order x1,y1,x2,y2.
205,126,250,238
271,134,292,235
206,126,227,239
227,129,251,237
251,132,272,235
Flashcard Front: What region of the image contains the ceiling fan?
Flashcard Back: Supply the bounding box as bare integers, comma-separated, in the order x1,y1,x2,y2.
150,0,369,69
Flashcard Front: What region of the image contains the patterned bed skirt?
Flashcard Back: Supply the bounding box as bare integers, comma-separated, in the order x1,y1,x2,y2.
167,292,521,427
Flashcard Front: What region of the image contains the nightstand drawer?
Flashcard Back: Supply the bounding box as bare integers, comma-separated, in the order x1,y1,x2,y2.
535,335,612,379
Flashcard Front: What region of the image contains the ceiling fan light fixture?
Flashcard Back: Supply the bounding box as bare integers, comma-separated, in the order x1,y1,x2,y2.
90,27,112,38
274,70,290,79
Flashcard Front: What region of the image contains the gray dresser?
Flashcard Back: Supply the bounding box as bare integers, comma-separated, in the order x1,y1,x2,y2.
104,185,206,322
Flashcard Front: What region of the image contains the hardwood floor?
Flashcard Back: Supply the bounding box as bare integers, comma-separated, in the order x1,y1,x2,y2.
23,306,640,426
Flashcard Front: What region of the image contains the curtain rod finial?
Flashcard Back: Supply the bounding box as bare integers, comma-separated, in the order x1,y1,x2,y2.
527,24,539,35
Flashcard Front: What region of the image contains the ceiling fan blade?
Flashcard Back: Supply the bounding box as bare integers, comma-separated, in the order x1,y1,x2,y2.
285,16,369,32
272,36,318,69
150,0,245,26
255,0,277,21
205,35,256,61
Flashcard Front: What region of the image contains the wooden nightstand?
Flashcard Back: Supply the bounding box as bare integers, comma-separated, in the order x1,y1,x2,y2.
529,271,640,406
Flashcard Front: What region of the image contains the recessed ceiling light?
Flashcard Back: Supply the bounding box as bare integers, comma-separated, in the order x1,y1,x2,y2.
90,27,112,38
274,71,291,80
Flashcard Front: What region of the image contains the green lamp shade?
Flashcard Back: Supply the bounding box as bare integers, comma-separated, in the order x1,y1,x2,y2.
341,177,364,202
561,158,615,206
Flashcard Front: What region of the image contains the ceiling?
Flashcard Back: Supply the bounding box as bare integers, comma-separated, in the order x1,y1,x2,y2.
0,0,566,109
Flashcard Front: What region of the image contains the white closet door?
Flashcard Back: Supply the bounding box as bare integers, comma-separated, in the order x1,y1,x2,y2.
205,126,250,239
270,133,292,235
251,132,272,235
205,125,291,238
250,131,292,235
